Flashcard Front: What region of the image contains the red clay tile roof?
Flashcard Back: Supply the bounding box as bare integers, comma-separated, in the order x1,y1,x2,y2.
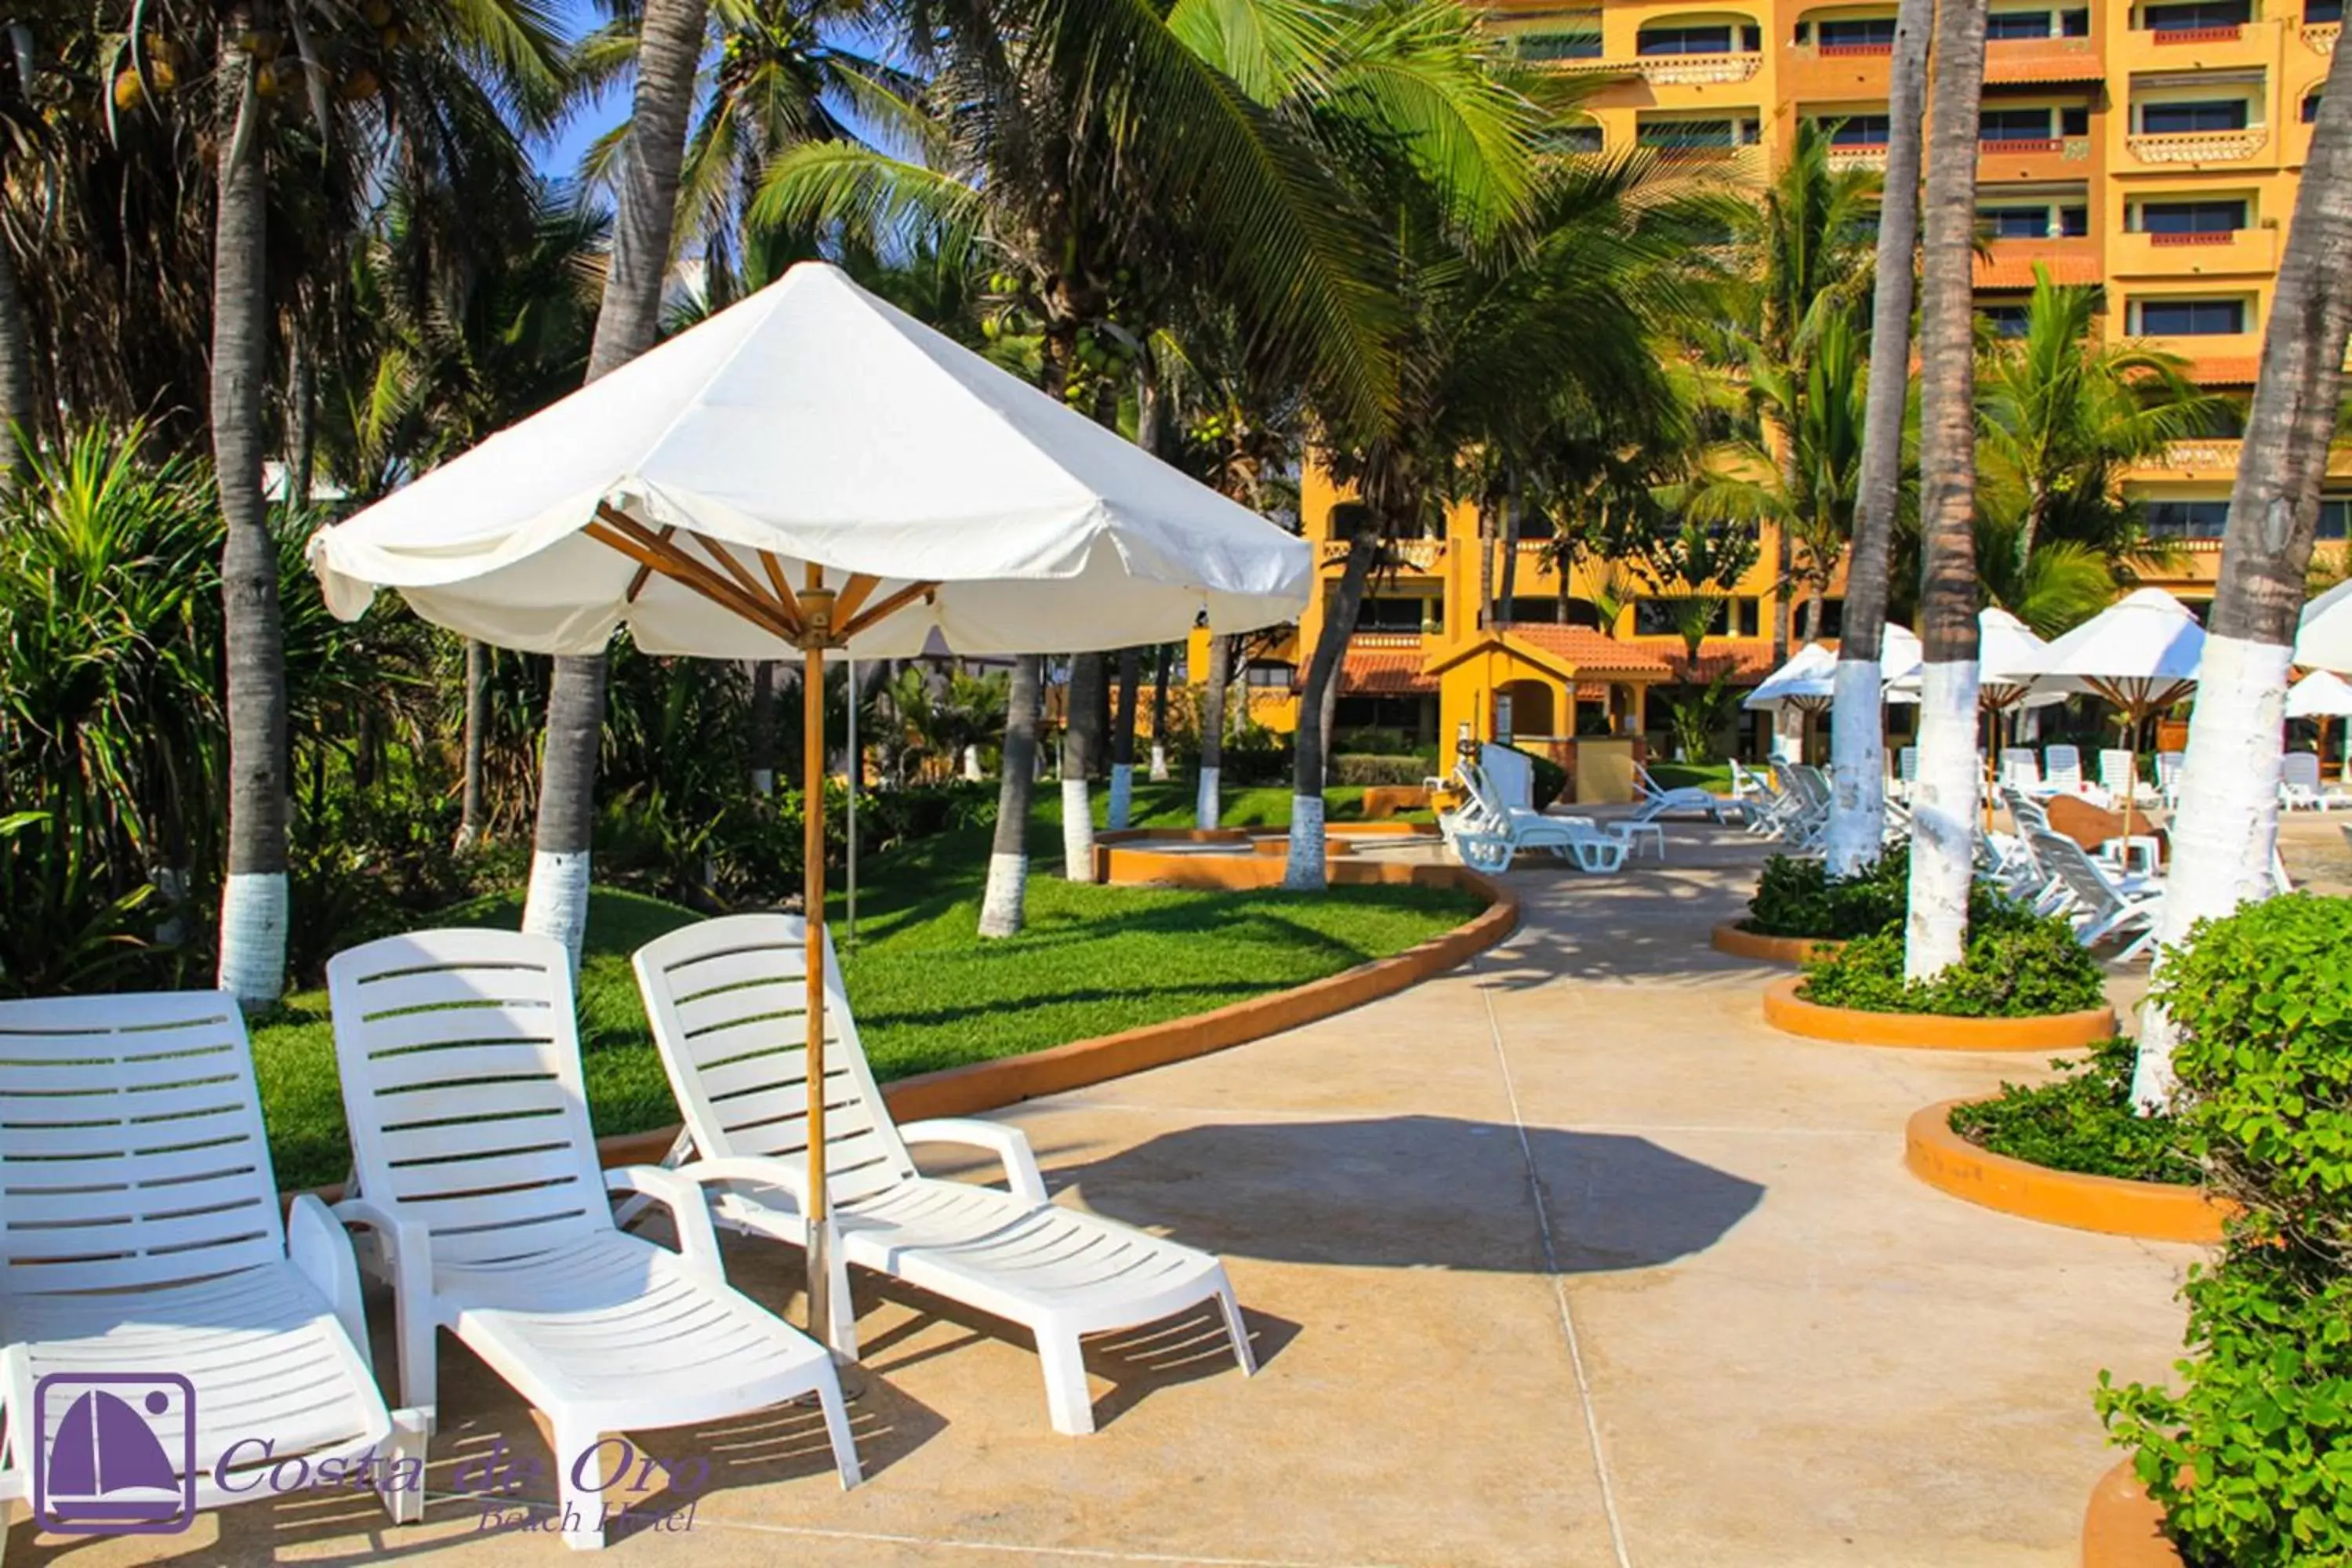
1508,624,1674,676
1338,645,1438,695
1668,639,1781,684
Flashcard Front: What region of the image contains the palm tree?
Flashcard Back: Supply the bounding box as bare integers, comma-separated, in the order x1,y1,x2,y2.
978,654,1043,938
2130,36,2352,1107
1825,0,1930,877
524,0,710,965
1903,0,1990,982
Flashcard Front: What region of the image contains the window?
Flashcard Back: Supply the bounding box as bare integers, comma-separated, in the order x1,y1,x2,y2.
2060,6,2092,31
1818,16,1898,45
2133,296,2247,334
2319,499,2351,539
1984,204,2054,237
1243,661,1296,688
1987,9,2055,36
2139,99,2251,133
2143,499,2230,536
1826,114,1893,145
1537,123,1606,154
1980,106,2056,140
1504,597,1563,623
1638,24,1733,53
1634,599,1730,637
2309,0,2343,20
1816,600,1846,639
2143,0,2251,28
2060,104,2091,135
2060,204,2090,235
2140,198,2248,233
1639,118,1759,148
1737,599,1762,637
1980,303,2032,336
1356,595,1433,630
2307,90,2325,124
1516,27,1604,60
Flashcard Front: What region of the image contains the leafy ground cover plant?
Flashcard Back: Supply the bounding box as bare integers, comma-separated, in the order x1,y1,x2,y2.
1742,847,1910,939
1950,1037,2198,1184
1796,895,2108,1017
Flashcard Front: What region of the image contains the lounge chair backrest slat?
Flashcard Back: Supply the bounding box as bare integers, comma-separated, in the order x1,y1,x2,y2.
2283,752,2321,791
327,931,612,1266
2045,745,2082,789
0,991,286,1294
634,915,915,1205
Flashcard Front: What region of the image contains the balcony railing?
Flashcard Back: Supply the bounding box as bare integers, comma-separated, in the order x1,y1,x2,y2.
1826,144,1890,169
2305,20,2340,49
2147,228,2238,245
1320,538,1446,571
2127,127,2270,163
2154,437,2244,469
1347,630,1425,649
1817,40,1894,55
1550,50,1762,83
1980,136,2061,154
2149,22,2244,41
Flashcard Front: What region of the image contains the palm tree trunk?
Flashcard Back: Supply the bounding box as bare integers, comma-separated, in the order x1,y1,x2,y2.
1109,648,1140,828
1477,506,1496,631
1769,502,1805,761
1904,0,1990,982
212,30,290,1007
1497,477,1522,624
2131,35,2352,1108
285,336,315,509
0,234,31,496
1826,0,1932,878
458,639,489,849
749,660,778,796
1285,536,1375,889
523,0,710,965
1197,634,1232,826
978,654,1043,938
1061,653,1105,879
1149,644,1172,780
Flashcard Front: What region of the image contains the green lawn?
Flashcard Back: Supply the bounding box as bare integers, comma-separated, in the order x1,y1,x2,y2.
1646,761,1735,795
252,793,1475,1189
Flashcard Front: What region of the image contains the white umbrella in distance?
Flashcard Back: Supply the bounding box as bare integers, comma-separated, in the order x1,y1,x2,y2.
2038,587,2206,835
2299,579,2352,673
309,260,1313,1347
1744,642,1839,761
2287,667,2352,782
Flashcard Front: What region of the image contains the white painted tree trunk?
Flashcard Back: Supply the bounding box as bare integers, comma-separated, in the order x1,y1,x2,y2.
521,851,593,971
1772,706,1806,763
1825,659,1886,877
1062,778,1094,881
1149,742,1169,782
1282,795,1327,890
216,871,288,1006
978,851,1029,938
1904,660,1981,980
1107,763,1134,831
961,746,982,782
2131,633,2293,1108
1194,764,1221,829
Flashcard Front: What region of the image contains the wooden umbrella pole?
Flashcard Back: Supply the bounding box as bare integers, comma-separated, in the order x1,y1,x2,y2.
802,571,836,1349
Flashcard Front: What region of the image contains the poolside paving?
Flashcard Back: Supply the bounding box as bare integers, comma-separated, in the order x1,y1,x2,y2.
31,819,2290,1567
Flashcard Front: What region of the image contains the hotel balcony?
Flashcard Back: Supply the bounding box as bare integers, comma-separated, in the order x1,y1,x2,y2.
1824,143,1889,171
2300,19,2340,54
1978,135,2098,181
1319,537,1448,575
2125,126,2274,166
2136,437,2352,483
1532,49,1764,86
1781,39,1891,99
2126,14,2284,71
2107,225,2283,275
1985,34,2108,85
1975,234,2103,288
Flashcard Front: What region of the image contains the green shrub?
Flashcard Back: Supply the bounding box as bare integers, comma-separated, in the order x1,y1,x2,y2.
1797,898,2108,1018
1329,753,1432,787
2099,895,2352,1566
1744,848,1909,940
1950,1037,2197,1185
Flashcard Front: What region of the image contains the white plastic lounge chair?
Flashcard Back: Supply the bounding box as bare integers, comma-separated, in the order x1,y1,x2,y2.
2157,750,2186,809
2029,830,2164,960
1445,764,1630,873
2000,748,2042,793
1632,763,1739,825
2281,751,2351,811
0,992,427,1541
634,915,1254,1437
1895,745,1918,802
326,930,860,1549
2098,749,2154,807
2043,744,2085,794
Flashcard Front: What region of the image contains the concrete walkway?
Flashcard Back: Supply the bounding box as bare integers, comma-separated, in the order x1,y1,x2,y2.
34,826,2212,1566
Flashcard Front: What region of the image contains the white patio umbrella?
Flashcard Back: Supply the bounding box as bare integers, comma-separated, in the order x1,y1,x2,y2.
2286,667,2352,780
310,261,1312,1345
1744,641,1839,762
2299,578,2352,673
2037,587,2206,837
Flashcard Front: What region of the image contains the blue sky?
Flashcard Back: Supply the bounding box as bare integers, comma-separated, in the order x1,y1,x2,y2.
538,0,626,180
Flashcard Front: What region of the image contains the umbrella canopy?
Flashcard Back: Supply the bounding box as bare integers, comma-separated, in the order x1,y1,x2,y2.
1743,642,1840,712
1885,608,2060,710
2287,667,2352,719
2036,587,2205,713
2299,579,2352,673
310,262,1312,655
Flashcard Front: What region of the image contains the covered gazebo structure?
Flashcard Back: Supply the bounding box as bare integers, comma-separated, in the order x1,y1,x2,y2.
1422,626,1672,802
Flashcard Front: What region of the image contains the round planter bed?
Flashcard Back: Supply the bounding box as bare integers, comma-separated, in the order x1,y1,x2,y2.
2082,1458,2185,1568
1905,1100,2230,1242
1761,975,2116,1051
1710,921,1847,965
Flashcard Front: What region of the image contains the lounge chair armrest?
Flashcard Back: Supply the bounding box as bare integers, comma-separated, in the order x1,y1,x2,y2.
332,1196,437,1315
288,1193,370,1353
897,1118,1049,1206
605,1165,727,1279
672,1153,809,1206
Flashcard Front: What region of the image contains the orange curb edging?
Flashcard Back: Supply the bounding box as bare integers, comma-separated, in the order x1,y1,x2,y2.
283,865,1515,1204
1762,975,2117,1051
1905,1100,2230,1242
886,864,1515,1121
2082,1459,2186,1568
1709,921,1847,965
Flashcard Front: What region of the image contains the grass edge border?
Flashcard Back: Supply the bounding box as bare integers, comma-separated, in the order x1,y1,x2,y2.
1761,975,2118,1051
1904,1098,2230,1242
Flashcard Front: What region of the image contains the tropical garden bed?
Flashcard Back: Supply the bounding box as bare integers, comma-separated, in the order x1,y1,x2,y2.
252,808,1481,1188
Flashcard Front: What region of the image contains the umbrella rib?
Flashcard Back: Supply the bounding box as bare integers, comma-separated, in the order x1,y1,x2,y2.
624,525,677,603
838,579,940,641
691,535,782,611
832,573,881,627
758,551,804,628
585,514,800,643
